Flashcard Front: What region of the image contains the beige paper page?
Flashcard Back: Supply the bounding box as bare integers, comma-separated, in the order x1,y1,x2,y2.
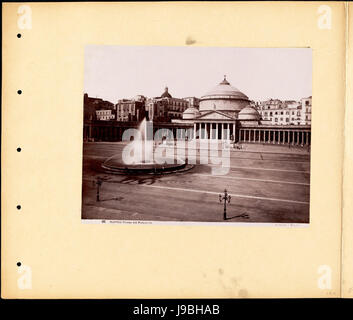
342,2,353,298
2,2,346,298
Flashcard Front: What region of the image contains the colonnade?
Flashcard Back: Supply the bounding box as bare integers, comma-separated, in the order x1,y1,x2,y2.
83,121,311,146
239,128,311,145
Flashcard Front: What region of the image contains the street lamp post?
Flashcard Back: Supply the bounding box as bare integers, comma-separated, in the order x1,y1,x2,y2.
96,177,103,202
219,189,231,220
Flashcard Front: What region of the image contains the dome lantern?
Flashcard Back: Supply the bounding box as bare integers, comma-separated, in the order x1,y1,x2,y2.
161,86,172,98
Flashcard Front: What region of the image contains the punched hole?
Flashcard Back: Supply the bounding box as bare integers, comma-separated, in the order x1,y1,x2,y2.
17,147,21,152
17,90,22,95
17,262,21,267
17,33,22,38
17,205,21,210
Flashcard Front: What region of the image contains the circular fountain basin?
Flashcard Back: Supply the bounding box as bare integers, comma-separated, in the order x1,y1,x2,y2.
102,156,191,175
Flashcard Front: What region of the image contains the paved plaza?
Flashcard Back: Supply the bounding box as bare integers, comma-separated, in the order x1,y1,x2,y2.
82,142,310,223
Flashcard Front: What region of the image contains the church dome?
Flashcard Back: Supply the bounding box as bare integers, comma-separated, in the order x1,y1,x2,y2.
199,76,250,114
182,107,201,120
161,86,172,98
201,77,249,100
238,106,261,121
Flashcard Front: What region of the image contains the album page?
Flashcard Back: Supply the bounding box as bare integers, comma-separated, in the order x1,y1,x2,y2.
1,2,347,298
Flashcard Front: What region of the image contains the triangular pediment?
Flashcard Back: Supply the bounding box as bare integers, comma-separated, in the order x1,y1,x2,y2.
195,110,235,120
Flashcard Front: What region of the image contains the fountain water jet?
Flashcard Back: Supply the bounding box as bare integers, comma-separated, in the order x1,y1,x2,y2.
102,118,191,174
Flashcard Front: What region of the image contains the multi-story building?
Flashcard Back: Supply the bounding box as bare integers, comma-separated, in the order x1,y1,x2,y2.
115,96,146,122
96,109,115,121
83,93,115,121
300,96,312,125
183,97,200,109
256,97,311,125
146,87,188,122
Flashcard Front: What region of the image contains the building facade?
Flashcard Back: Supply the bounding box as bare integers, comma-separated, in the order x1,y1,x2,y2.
146,87,189,122
96,109,115,121
115,96,146,122
83,93,115,121
256,97,312,126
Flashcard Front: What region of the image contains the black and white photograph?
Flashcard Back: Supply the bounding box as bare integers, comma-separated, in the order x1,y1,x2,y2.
82,46,312,224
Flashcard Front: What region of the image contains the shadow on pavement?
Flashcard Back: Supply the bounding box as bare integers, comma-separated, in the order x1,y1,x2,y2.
226,213,250,220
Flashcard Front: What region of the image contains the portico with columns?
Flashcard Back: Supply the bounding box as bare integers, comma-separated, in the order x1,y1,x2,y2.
192,110,237,141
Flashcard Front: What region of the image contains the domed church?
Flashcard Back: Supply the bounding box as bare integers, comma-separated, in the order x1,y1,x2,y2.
173,76,261,141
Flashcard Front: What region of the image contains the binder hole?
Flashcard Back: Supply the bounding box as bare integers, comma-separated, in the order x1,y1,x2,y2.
17,90,22,95
17,262,21,267
17,147,21,152
17,205,21,210
17,34,21,38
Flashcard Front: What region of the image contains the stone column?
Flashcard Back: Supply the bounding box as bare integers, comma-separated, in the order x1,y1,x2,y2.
216,123,219,140
210,123,213,140
193,123,196,140
233,123,236,141
221,123,224,140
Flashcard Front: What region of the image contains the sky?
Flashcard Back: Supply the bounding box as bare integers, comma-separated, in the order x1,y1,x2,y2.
84,46,312,103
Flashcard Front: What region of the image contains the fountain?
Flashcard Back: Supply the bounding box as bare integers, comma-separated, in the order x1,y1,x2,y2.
102,118,191,174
